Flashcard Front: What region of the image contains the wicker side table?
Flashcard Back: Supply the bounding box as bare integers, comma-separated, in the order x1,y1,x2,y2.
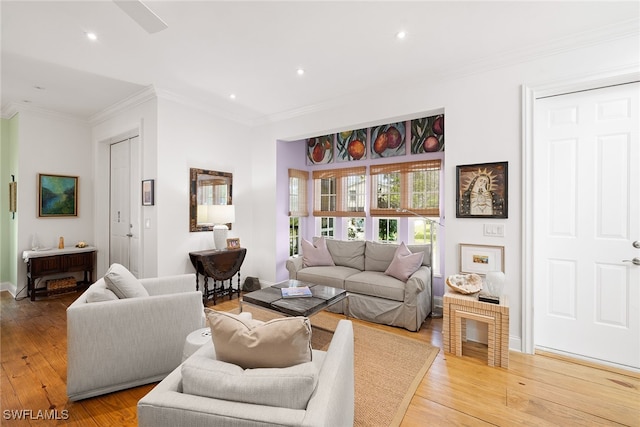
443,290,509,367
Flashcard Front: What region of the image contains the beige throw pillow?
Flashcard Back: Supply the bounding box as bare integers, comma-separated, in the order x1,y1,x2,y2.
206,310,312,369
104,263,149,299
385,242,424,282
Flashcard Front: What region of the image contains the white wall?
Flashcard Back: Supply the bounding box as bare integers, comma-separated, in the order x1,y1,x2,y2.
14,110,93,297
156,97,252,277
91,93,158,278
249,34,640,350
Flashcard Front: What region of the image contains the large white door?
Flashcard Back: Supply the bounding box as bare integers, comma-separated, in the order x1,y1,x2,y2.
534,82,640,370
109,137,140,277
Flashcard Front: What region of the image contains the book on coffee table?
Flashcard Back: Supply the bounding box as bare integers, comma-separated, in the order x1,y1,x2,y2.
281,286,312,298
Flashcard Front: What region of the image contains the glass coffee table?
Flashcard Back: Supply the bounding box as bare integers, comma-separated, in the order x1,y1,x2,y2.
240,279,349,318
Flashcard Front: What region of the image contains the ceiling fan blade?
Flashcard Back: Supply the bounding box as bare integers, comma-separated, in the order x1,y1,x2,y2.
113,0,168,34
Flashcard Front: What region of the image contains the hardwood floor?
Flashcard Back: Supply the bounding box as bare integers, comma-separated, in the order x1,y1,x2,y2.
1,291,638,426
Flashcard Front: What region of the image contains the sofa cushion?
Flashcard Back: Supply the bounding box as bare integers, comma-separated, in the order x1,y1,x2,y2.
181,356,319,410
206,310,312,369
407,244,432,267
364,241,398,272
296,266,359,289
385,242,424,281
302,237,335,267
344,271,406,302
324,239,365,270
104,263,149,299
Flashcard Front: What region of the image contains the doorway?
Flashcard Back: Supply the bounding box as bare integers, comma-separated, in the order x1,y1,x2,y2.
527,80,639,370
109,136,141,277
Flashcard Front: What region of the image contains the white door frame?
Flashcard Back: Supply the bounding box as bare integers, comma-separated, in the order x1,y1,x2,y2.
95,127,142,277
521,70,640,355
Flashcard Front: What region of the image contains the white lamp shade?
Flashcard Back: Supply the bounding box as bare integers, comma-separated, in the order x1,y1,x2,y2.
197,205,211,224
208,204,235,225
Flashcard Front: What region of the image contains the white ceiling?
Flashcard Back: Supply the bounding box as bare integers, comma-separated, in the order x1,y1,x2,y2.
2,1,639,124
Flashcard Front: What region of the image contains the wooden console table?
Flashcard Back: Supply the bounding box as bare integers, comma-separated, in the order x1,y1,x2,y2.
189,248,246,305
22,247,96,301
443,290,509,367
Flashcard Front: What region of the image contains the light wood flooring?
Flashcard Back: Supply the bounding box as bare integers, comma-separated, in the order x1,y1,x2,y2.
1,291,639,426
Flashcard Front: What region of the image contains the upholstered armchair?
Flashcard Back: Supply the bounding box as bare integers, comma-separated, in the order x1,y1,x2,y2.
137,319,355,427
66,272,204,401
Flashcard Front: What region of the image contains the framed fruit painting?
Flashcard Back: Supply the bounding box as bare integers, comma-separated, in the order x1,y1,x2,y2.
306,135,334,165
411,114,444,154
336,129,367,162
370,122,406,158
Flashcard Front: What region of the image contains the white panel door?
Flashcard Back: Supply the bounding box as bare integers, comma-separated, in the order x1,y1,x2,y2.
109,136,140,277
534,82,640,369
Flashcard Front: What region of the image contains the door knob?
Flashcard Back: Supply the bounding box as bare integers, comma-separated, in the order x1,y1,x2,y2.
622,257,640,266
633,241,640,249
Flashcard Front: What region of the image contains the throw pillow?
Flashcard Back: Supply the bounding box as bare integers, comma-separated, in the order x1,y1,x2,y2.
206,310,312,369
181,356,319,410
86,287,119,303
103,263,149,299
384,242,424,282
301,236,335,267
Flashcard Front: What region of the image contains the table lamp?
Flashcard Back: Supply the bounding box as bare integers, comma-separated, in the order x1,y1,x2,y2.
208,205,235,249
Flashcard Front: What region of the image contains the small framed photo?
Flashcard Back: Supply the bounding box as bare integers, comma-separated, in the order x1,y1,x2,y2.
142,179,154,206
459,243,504,275
38,173,78,217
226,238,240,249
456,161,508,218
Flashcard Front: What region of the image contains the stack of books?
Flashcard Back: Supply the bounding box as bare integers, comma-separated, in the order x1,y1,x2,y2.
280,286,312,298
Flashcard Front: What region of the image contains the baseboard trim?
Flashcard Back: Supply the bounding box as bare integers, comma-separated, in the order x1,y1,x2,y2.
0,282,17,298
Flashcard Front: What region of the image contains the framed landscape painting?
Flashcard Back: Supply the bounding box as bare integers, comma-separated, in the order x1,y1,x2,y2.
38,174,78,217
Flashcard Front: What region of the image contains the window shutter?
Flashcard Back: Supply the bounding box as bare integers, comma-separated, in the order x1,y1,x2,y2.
289,169,309,217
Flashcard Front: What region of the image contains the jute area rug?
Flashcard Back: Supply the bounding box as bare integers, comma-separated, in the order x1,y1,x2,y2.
227,307,439,427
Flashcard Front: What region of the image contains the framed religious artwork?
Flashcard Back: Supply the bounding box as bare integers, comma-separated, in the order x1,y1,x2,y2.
456,161,508,218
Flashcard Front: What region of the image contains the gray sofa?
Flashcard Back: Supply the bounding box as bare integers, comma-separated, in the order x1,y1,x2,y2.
137,319,355,427
287,240,431,331
66,274,205,401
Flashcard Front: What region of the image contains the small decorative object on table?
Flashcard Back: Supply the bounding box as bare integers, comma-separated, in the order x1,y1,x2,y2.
446,273,483,294
226,238,240,249
281,286,312,298
76,241,87,248
478,270,505,304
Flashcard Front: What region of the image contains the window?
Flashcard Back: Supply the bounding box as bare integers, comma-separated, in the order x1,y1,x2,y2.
370,160,441,217
346,217,365,240
289,217,300,256
375,218,398,243
411,217,440,275
319,217,335,238
313,167,366,217
289,169,309,257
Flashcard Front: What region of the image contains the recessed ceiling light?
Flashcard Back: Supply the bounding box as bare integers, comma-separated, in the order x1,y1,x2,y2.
396,30,407,40
297,68,305,76
86,32,98,41
229,94,236,100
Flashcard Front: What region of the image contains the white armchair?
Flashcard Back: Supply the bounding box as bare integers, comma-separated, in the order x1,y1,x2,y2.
66,273,205,401
137,319,355,427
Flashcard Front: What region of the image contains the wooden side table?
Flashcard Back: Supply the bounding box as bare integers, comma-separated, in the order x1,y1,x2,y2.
189,248,246,305
443,290,509,367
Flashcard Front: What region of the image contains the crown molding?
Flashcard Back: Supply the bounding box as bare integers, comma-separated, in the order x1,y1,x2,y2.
154,88,255,127
0,102,87,124
88,85,158,125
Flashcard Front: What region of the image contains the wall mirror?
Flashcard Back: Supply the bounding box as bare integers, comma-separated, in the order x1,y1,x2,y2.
190,168,233,232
